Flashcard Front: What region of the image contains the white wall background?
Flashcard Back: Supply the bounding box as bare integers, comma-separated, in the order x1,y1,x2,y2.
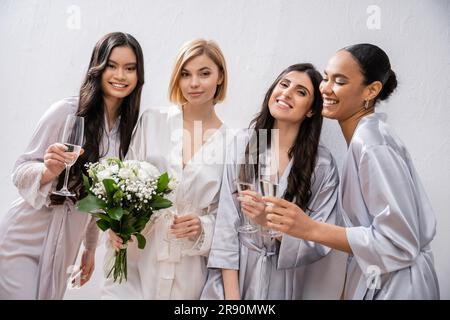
0,0,449,299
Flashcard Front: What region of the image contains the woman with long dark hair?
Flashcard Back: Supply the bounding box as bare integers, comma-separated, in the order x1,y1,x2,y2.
265,44,440,299
202,64,339,299
0,32,144,299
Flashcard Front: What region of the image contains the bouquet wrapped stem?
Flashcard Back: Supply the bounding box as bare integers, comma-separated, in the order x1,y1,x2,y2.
76,157,174,283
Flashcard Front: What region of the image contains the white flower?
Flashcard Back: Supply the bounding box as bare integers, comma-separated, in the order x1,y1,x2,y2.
109,164,119,174
140,162,160,178
137,169,150,181
97,169,112,181
118,167,133,180
168,177,178,191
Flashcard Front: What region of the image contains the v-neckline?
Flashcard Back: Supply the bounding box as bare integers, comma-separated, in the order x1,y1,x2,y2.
181,123,225,171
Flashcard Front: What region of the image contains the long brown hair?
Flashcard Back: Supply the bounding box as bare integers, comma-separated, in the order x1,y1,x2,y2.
51,32,145,205
244,63,323,210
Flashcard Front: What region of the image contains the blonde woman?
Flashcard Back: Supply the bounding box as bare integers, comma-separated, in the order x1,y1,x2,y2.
102,39,232,299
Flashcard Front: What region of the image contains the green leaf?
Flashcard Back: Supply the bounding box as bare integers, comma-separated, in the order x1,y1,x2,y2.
133,233,146,249
156,172,170,193
110,220,120,233
96,219,110,231
107,207,124,221
76,194,107,213
93,212,112,223
82,174,91,193
134,216,150,231
102,179,118,200
150,195,172,209
121,225,135,235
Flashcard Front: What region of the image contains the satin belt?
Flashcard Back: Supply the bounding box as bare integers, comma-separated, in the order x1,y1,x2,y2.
348,248,435,300
240,235,276,299
38,202,90,299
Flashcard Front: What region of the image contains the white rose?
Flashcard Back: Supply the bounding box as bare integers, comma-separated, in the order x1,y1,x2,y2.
140,162,160,178
137,169,150,181
118,167,133,180
96,169,111,181
110,164,119,174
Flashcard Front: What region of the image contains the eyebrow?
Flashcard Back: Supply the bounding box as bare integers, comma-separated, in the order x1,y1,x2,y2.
281,78,311,95
181,67,212,72
108,59,137,66
323,70,349,79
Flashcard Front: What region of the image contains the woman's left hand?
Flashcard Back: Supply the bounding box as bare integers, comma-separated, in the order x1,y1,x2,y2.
263,196,315,240
170,214,203,240
79,249,95,286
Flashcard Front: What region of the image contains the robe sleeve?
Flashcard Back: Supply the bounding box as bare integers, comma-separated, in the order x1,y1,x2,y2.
83,216,100,251
183,203,217,257
346,145,422,275
206,153,241,270
278,154,339,268
12,99,75,210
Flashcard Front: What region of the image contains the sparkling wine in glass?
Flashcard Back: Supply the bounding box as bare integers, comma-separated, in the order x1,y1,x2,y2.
236,177,259,234
165,194,201,246
52,115,84,197
259,150,282,238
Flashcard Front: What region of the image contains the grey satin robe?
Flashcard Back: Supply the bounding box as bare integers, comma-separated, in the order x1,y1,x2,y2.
201,131,339,300
340,113,439,299
0,97,119,299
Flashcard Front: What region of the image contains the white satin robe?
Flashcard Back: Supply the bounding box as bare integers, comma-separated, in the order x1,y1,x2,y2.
340,113,439,299
101,105,232,300
0,97,119,299
201,130,340,300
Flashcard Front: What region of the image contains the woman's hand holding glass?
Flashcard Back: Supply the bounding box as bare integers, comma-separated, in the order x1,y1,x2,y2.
237,190,268,227
264,196,314,240
170,213,203,241
52,114,85,196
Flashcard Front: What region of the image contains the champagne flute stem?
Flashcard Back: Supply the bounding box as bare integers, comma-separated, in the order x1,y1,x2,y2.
62,165,71,191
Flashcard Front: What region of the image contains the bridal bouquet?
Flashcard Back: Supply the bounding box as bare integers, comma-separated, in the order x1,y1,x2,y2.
76,157,173,283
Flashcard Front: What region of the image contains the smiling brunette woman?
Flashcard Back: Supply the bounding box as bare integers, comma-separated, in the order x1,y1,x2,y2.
0,32,144,299
201,63,340,300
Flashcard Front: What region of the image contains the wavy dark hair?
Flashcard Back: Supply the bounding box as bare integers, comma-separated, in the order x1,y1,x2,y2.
242,63,323,210
50,32,145,205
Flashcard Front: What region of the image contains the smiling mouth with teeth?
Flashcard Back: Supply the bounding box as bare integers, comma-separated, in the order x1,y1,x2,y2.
276,99,292,109
110,83,128,88
323,98,338,105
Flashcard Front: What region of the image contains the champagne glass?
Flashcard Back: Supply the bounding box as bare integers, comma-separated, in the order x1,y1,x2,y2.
165,199,199,245
236,159,259,234
52,114,84,197
258,150,282,238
